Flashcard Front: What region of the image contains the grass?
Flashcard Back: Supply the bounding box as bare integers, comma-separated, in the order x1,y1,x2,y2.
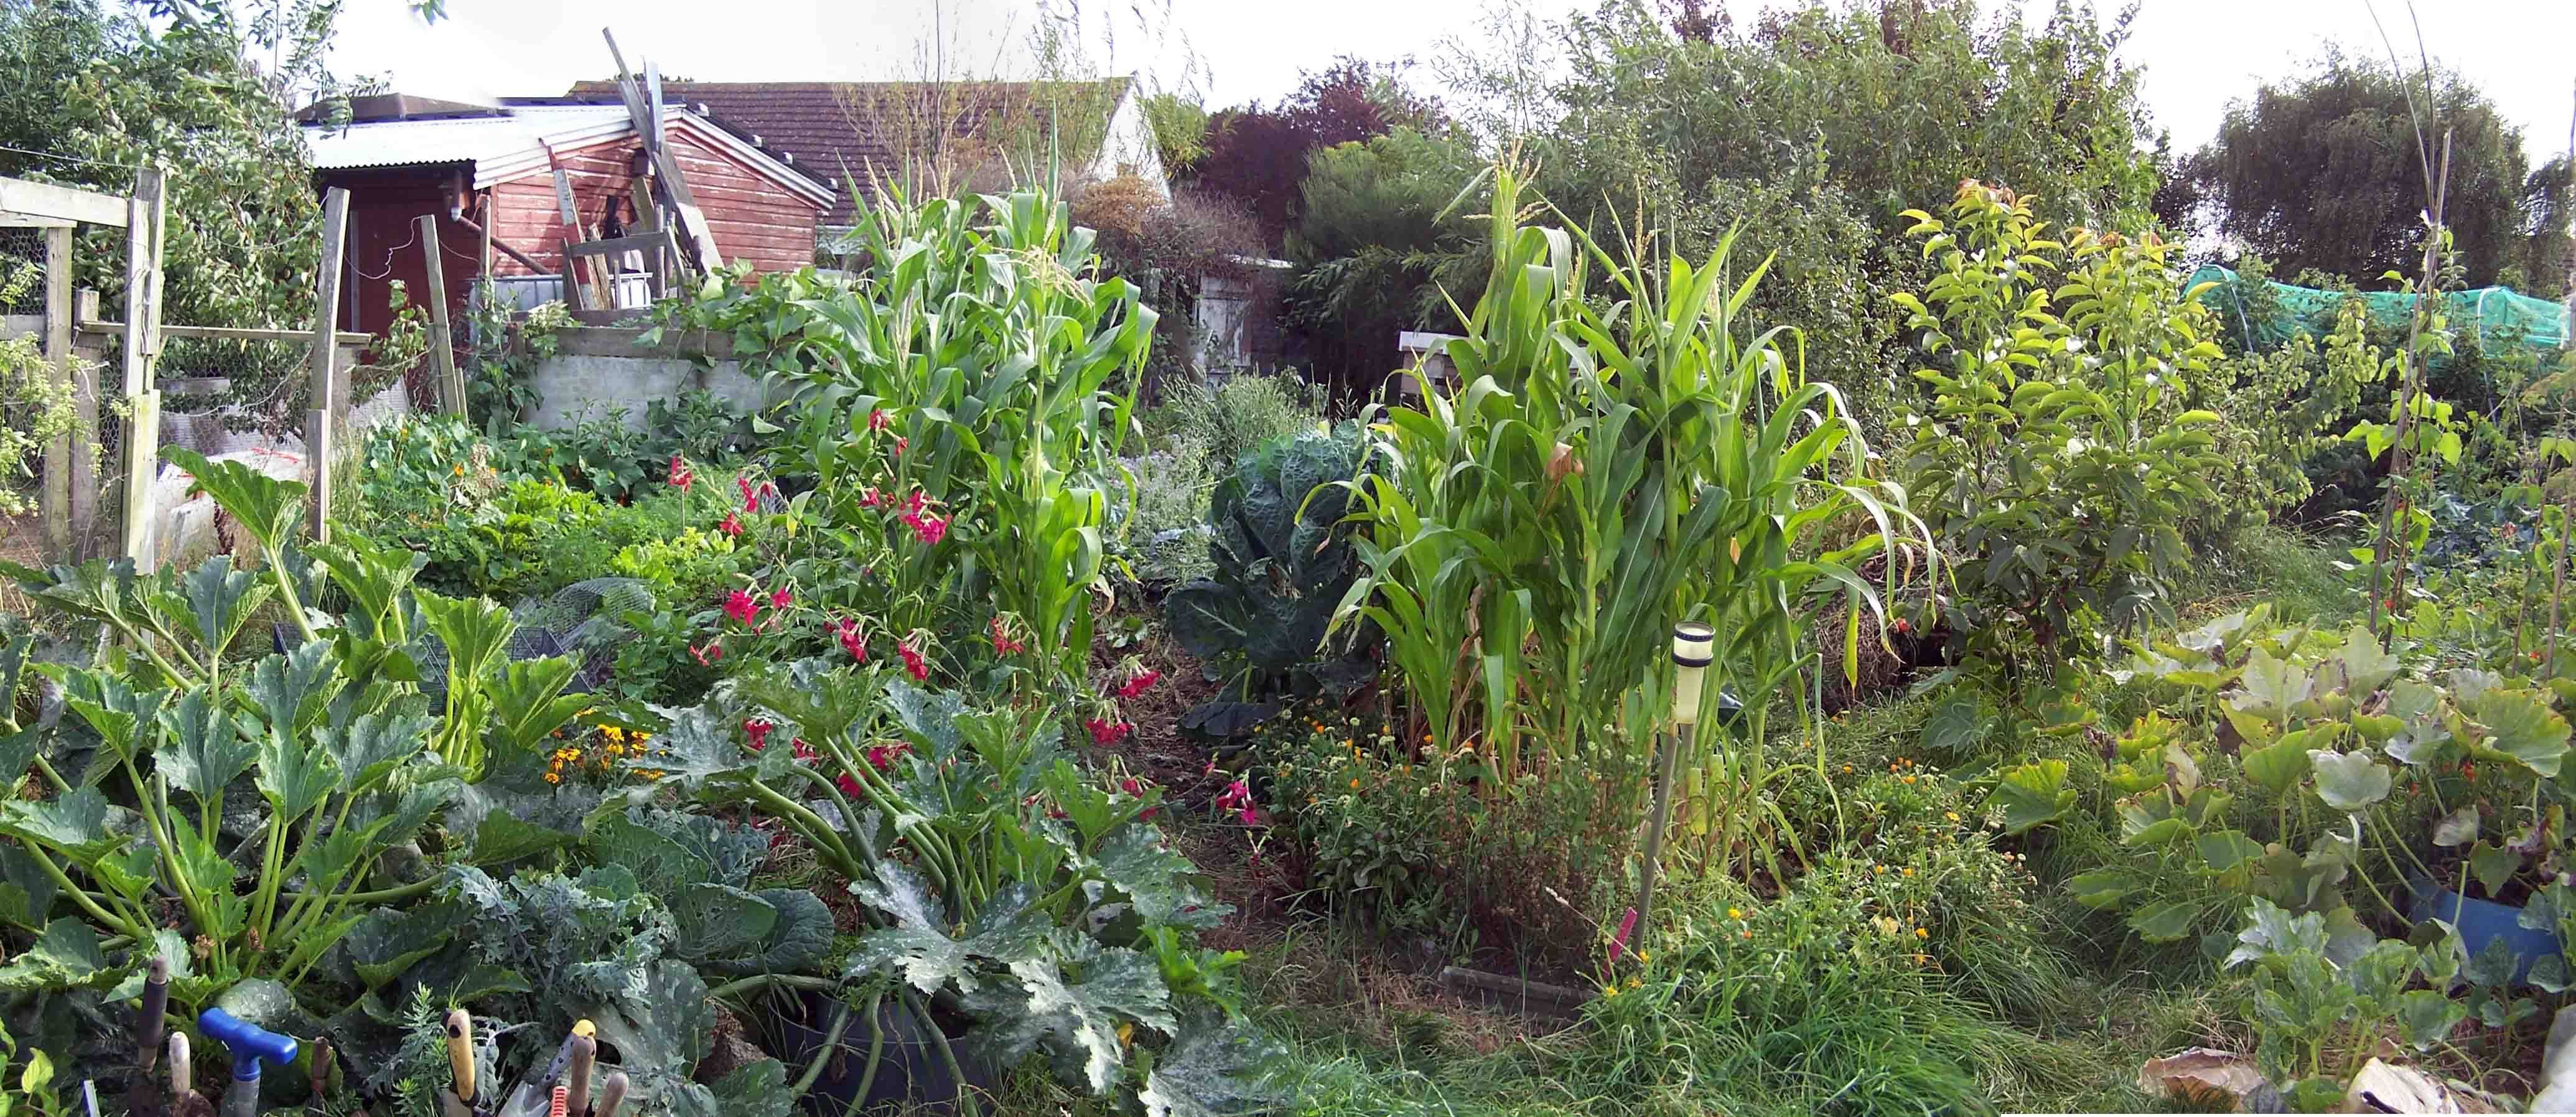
1167,524,2362,1117
958,525,2358,1117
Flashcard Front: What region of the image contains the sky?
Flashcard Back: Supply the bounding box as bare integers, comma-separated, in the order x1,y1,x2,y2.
324,0,2576,161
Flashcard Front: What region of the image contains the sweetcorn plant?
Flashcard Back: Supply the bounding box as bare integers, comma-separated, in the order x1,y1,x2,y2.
1892,181,2230,670
652,188,1154,689
1334,161,1925,876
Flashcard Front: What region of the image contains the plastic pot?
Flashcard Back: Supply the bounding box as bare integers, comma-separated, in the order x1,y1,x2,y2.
755,989,994,1115
2410,877,2563,985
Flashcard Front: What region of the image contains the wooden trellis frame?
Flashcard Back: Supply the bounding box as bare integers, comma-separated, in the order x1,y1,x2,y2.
0,169,161,567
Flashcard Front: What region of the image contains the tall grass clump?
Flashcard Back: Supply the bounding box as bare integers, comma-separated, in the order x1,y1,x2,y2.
1149,370,1329,467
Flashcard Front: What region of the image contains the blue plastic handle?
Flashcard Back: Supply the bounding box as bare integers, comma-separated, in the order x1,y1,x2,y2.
197,1007,297,1084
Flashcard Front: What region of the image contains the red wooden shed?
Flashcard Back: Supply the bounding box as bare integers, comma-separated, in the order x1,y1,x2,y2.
302,94,837,338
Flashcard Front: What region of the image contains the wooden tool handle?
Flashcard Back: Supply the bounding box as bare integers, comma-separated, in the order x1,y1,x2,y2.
166,1032,190,1097
444,1008,475,1103
564,1035,595,1117
594,1072,627,1117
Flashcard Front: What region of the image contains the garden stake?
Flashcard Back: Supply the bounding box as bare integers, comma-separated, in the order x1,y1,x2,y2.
1635,622,1713,955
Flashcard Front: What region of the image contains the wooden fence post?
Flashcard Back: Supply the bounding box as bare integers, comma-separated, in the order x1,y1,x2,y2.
70,289,99,554
118,166,165,571
308,187,350,543
416,213,465,417
39,224,71,561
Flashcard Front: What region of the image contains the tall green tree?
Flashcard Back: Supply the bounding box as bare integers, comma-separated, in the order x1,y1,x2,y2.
0,0,386,428
1191,57,1445,246
1511,0,2160,431
1283,126,1486,395
2197,51,2558,293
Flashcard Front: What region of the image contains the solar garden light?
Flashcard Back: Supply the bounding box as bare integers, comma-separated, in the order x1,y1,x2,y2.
1632,622,1714,954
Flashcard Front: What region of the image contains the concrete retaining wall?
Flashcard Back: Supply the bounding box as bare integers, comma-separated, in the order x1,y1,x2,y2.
523,325,775,431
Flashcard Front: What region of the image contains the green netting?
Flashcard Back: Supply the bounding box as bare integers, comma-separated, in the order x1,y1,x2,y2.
2191,264,2569,358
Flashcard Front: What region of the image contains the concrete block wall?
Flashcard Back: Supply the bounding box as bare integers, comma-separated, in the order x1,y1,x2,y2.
521,325,772,431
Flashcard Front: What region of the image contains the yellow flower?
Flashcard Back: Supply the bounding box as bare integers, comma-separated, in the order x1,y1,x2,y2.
1727,907,1743,920
1900,866,1915,877
634,732,652,743
1841,764,1852,773
1626,977,1641,989
1944,811,1960,823
1901,774,1917,785
1915,927,1929,939
603,726,626,743
1602,984,1620,999
1117,1022,1134,1047
543,772,562,784
1872,864,1885,875
1635,950,1650,963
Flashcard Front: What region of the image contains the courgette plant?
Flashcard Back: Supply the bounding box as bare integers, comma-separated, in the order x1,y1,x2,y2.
0,447,586,1011
643,661,1274,1116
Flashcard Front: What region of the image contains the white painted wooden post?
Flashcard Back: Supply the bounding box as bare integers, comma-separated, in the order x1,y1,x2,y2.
118,166,165,571
307,188,350,543
39,223,72,561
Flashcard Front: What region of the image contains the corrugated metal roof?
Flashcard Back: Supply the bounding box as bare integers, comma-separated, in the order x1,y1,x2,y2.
303,105,627,179
301,104,836,207
559,78,1135,223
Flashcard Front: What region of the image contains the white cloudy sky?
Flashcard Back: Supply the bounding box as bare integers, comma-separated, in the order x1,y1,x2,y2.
325,0,2576,160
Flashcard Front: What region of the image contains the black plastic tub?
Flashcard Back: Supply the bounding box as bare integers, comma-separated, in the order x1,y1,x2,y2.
756,989,995,1115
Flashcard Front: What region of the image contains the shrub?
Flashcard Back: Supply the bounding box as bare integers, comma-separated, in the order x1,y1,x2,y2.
1891,182,2230,673
1108,440,1217,589
1149,372,1327,471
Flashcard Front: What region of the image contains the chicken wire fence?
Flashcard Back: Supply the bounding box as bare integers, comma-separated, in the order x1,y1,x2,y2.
0,227,40,315
0,227,60,567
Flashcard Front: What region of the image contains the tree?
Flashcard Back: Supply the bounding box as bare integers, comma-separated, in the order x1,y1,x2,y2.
1073,178,1271,396
1140,91,1211,178
0,0,380,428
2198,52,2549,291
1523,0,2160,432
1283,126,1486,396
1190,57,1444,246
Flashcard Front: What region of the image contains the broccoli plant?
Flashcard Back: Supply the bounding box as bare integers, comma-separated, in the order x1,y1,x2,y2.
1164,423,1378,738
